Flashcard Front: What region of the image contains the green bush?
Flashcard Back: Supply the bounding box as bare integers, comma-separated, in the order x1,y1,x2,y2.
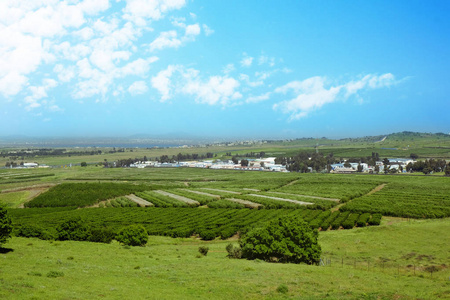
239,216,321,264
88,228,116,243
225,243,242,259
16,225,55,240
56,217,90,241
198,230,216,241
0,205,12,247
198,246,209,256
116,225,148,246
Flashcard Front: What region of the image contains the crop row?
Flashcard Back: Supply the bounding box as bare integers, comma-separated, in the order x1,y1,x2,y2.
10,207,381,241
25,183,149,208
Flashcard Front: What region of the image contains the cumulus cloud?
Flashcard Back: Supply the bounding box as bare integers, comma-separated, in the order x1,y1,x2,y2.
149,23,201,52
24,78,58,111
183,73,242,106
0,0,194,110
240,53,254,67
128,81,148,95
246,92,271,103
151,65,179,101
123,0,186,26
151,65,242,106
202,24,214,36
274,73,396,120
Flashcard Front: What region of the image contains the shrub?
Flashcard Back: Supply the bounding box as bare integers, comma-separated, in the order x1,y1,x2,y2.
239,216,321,264
46,271,64,278
16,225,55,240
198,246,209,256
116,225,148,246
0,205,12,247
198,230,216,241
225,243,242,259
88,228,116,243
56,217,90,241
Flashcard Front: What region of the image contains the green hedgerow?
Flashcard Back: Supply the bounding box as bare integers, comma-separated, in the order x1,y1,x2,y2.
115,225,148,247
0,205,13,247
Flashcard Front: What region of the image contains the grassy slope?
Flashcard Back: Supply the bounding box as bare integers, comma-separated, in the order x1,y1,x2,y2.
1,218,449,299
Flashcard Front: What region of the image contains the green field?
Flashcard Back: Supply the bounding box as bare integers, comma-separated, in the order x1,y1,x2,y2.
0,217,448,299
1,134,450,299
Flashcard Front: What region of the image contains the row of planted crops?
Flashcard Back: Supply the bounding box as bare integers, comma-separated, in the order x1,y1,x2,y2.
10,207,382,241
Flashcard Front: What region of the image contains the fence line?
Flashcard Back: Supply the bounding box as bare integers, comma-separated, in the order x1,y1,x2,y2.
319,256,448,281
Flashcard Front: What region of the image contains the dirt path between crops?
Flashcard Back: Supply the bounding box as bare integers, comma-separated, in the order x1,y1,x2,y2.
267,191,340,202
155,190,200,205
367,183,387,195
248,194,313,206
283,179,299,187
182,189,220,198
332,184,387,213
125,194,154,207
1,183,56,193
200,188,241,195
227,198,262,209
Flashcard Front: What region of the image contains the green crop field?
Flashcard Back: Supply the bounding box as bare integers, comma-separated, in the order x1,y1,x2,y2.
0,217,448,299
1,134,450,299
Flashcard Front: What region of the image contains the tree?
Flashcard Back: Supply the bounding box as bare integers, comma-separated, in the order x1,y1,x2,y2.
0,205,12,247
240,159,249,167
343,161,351,168
357,164,363,172
239,216,321,265
56,217,90,241
80,162,87,167
115,225,148,246
410,153,419,160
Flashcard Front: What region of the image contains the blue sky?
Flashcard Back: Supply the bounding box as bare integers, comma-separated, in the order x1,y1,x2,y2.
0,0,449,139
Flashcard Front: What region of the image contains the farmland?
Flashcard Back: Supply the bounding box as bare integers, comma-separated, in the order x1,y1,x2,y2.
1,136,450,299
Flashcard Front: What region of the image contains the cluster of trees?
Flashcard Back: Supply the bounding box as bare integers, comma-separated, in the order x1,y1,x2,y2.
1,148,102,161
17,217,148,246
157,152,215,163
406,159,449,175
275,152,336,173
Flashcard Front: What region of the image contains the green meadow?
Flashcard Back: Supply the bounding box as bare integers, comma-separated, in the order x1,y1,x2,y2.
0,217,448,299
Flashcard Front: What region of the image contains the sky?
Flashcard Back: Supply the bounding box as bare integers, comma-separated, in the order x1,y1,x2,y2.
0,0,449,139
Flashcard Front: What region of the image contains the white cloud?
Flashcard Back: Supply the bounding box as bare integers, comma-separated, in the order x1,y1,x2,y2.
345,73,395,97
24,78,58,111
202,24,214,36
223,64,235,74
151,65,242,106
151,65,179,101
123,0,186,26
240,53,253,67
185,24,200,36
239,74,263,87
128,80,148,95
183,74,242,105
149,30,182,51
246,92,271,103
0,72,28,97
258,55,275,67
274,73,397,120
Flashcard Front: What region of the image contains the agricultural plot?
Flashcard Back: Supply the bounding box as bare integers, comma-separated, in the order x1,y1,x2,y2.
25,182,149,208
341,177,450,218
256,191,339,209
135,191,189,207
154,190,200,206
274,175,382,201
9,207,379,240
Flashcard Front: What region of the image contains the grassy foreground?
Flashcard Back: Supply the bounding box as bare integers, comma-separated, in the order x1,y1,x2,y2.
1,218,449,299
